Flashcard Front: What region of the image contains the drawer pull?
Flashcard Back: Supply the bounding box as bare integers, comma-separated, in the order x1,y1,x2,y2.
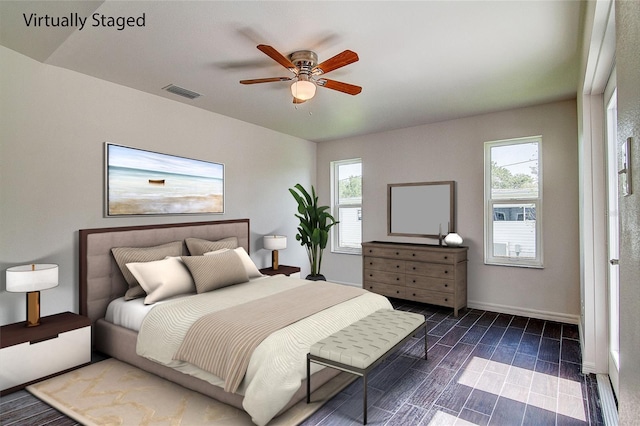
444,283,448,287
395,252,399,255
412,280,416,283
444,256,448,260
396,277,400,281
396,290,400,294
444,270,449,274
369,262,373,265
31,334,59,344
413,293,416,297
396,265,400,268
369,274,373,277
445,298,448,302
412,267,416,270
369,286,373,289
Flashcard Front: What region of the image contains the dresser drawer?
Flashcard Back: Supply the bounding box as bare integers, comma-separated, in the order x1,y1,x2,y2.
406,250,459,264
364,282,406,298
406,275,455,293
407,289,455,307
363,246,406,259
363,256,404,272
363,269,405,285
405,261,454,279
363,246,460,264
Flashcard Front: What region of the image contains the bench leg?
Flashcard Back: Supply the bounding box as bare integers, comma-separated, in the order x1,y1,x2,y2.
363,374,368,425
306,356,311,403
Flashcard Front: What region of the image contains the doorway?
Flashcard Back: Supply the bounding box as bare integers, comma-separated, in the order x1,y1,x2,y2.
605,77,619,400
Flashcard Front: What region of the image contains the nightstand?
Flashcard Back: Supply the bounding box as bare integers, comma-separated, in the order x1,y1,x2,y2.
0,311,91,395
260,265,301,278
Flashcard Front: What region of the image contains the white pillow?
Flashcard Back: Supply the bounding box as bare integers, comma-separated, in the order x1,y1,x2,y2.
204,247,263,279
126,256,195,305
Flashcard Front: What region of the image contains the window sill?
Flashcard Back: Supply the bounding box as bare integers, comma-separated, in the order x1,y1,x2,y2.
484,260,544,269
331,249,362,256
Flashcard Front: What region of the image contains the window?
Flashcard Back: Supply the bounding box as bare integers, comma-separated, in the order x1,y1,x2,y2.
484,137,542,268
331,158,362,254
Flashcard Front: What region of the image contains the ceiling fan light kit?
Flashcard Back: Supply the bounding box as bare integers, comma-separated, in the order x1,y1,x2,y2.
291,77,316,101
239,44,361,103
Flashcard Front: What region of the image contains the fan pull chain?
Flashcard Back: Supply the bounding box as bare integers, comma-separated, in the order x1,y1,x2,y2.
293,100,313,115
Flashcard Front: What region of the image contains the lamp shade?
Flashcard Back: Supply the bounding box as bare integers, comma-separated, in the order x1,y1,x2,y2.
6,264,58,293
263,235,287,251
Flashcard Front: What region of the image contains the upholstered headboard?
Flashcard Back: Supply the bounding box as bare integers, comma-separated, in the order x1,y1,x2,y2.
79,219,250,324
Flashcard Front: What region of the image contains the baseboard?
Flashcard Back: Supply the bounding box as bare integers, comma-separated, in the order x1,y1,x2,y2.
331,291,581,324
581,360,598,374
467,300,580,324
332,280,361,288
578,320,599,374
596,374,618,425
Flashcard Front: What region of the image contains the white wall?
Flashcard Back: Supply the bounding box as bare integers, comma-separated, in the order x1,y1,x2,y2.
317,100,581,322
616,0,640,421
0,47,316,325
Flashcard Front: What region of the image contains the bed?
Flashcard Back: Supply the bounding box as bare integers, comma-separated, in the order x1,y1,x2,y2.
79,219,393,425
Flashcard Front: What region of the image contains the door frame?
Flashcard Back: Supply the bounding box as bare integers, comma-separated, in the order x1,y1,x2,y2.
604,71,619,399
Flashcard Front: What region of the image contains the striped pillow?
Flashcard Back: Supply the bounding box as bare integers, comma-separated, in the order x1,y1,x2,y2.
185,237,238,256
204,247,263,279
111,241,183,300
181,250,249,293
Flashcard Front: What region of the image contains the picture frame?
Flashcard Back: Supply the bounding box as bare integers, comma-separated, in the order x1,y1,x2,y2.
387,181,455,238
105,143,224,216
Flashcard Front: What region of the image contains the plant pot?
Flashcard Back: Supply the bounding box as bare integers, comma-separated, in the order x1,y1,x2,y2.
306,274,326,281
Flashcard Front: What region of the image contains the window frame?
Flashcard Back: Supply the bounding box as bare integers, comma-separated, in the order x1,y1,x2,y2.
331,158,362,255
484,136,543,268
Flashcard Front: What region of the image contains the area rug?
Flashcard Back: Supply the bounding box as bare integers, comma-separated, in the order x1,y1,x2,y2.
26,358,354,426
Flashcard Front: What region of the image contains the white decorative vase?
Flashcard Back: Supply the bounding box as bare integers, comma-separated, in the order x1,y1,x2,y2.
444,233,463,247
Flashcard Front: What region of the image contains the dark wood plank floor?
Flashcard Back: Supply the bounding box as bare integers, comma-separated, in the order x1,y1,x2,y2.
301,299,604,426
1,300,604,426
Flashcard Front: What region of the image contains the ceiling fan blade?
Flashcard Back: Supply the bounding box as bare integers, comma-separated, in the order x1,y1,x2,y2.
293,97,307,104
313,50,359,75
257,45,297,73
316,78,362,95
240,77,292,84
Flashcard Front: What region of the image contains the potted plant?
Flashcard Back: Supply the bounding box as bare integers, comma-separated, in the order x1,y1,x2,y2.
289,184,339,281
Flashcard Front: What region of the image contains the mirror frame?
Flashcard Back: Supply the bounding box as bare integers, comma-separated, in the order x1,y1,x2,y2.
387,180,456,238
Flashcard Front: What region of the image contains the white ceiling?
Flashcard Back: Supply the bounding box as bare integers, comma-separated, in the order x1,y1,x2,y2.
0,1,583,142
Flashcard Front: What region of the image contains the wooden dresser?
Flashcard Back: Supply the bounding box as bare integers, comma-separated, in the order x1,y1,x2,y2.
362,241,468,316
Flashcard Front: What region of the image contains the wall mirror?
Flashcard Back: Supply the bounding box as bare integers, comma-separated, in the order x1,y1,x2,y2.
388,181,456,238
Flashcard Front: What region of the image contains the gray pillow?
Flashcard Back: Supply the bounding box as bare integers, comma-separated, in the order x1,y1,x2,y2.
185,236,238,256
181,250,249,293
111,241,183,300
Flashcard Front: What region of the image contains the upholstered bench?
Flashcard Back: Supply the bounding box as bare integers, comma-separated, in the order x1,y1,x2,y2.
307,309,426,424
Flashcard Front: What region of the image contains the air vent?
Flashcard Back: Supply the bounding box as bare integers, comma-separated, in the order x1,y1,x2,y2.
162,84,202,100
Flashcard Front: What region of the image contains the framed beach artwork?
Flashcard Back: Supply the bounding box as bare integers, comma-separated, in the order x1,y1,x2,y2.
105,143,224,216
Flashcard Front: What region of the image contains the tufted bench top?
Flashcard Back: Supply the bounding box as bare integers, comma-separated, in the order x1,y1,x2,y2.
309,309,425,369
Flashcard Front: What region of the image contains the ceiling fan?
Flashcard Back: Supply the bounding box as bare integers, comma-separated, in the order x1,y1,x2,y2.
239,44,362,103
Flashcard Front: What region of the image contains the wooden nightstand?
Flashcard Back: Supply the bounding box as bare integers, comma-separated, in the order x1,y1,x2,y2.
260,265,301,278
0,311,91,395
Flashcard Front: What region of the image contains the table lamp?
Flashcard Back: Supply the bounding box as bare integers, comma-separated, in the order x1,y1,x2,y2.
6,264,58,327
263,235,287,270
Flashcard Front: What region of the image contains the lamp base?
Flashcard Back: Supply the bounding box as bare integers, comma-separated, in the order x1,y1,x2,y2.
272,250,279,270
26,291,41,327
